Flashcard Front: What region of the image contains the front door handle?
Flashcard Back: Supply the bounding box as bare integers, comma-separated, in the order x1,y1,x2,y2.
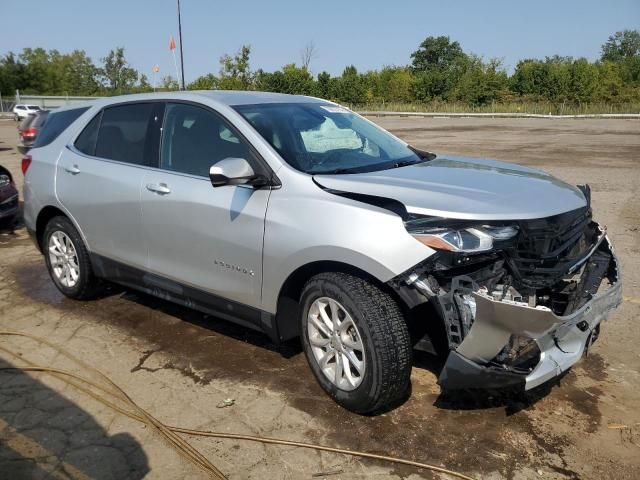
64,164,80,175
146,183,171,195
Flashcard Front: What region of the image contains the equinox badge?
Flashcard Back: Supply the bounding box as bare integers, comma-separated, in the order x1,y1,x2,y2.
214,259,255,277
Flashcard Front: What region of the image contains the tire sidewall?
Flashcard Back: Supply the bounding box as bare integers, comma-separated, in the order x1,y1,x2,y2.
300,276,381,412
43,217,90,298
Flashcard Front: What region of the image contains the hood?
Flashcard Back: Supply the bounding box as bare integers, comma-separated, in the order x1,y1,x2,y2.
314,155,587,221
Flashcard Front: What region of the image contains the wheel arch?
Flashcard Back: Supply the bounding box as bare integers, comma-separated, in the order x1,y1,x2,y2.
274,260,410,342
35,205,70,252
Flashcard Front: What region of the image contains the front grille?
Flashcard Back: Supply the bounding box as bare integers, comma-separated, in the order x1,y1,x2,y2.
506,207,597,288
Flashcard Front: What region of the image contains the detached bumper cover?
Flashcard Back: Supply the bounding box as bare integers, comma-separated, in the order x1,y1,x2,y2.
439,235,622,390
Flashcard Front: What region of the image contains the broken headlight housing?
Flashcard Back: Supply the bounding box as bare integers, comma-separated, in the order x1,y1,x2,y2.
405,217,519,253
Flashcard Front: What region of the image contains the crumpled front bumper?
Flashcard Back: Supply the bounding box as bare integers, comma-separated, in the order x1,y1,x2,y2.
438,235,622,391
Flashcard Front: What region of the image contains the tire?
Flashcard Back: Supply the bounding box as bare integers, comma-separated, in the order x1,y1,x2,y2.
43,216,101,300
300,272,412,414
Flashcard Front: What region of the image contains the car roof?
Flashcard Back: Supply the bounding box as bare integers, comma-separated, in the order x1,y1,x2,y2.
84,90,330,108
44,91,331,117
188,90,328,106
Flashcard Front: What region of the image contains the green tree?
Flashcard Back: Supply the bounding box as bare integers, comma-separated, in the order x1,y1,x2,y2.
219,45,253,90
257,64,314,95
315,71,332,98
373,66,413,102
569,58,599,103
20,48,57,93
0,52,27,96
452,56,508,105
601,30,640,62
99,47,138,93
58,50,99,95
409,37,468,102
596,61,625,102
136,74,153,92
410,36,465,73
160,75,179,91
333,65,366,104
188,73,218,90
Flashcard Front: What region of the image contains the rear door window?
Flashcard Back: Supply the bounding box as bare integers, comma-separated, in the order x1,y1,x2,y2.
33,107,89,148
94,103,159,166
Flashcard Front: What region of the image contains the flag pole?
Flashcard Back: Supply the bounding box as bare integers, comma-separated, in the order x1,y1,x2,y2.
171,47,180,89
177,0,185,90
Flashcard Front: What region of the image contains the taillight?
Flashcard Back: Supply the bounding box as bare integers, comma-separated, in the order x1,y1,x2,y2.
21,155,32,175
22,127,37,139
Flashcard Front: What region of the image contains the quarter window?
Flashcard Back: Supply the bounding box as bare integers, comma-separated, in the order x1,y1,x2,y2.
74,111,102,156
33,107,89,148
160,103,252,177
95,103,156,166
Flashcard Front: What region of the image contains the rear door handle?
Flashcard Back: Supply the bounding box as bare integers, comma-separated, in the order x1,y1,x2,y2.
146,183,171,195
64,165,80,175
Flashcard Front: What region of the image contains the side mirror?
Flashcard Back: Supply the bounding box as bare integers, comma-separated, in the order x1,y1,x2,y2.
209,157,268,188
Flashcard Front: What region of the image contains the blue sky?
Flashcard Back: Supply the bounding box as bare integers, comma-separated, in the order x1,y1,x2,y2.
2,0,639,82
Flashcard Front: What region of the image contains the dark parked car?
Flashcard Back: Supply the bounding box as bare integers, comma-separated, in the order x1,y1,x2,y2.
18,110,49,153
0,165,19,227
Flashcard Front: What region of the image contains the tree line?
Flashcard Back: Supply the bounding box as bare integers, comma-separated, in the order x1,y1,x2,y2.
1,30,638,110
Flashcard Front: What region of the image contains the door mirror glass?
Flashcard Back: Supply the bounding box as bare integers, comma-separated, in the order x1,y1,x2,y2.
209,157,267,188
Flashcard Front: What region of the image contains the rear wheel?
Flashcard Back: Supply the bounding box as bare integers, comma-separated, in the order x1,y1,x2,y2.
43,216,101,299
300,272,412,414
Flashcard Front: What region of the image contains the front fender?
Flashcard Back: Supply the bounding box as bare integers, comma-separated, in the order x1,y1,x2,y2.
261,181,433,313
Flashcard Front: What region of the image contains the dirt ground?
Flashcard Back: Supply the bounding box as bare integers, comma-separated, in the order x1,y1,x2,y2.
1,116,639,480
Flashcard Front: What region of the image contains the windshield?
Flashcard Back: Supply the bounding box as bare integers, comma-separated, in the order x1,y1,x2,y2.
233,102,423,174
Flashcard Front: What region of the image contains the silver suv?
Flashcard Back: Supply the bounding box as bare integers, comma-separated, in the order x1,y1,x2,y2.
23,92,622,413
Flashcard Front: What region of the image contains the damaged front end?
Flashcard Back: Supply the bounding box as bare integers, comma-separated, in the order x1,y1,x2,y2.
390,201,622,391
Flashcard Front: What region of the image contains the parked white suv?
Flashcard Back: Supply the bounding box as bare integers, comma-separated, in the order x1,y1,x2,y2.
13,104,41,120
22,91,622,413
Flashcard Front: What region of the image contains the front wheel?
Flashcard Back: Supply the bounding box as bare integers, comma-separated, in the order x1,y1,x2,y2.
300,272,412,414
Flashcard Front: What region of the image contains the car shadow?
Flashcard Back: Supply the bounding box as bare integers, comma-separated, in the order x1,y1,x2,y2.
119,289,303,359
0,356,150,479
432,377,567,416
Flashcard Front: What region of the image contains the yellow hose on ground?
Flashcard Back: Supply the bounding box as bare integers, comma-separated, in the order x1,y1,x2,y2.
0,330,476,480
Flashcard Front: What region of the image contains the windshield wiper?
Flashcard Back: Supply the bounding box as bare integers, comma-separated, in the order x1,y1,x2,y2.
392,158,427,169
316,167,355,175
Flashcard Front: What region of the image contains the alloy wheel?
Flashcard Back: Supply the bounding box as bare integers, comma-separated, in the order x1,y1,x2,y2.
307,297,366,391
48,231,80,288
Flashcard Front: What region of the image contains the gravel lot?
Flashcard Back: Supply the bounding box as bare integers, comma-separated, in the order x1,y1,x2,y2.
1,116,639,479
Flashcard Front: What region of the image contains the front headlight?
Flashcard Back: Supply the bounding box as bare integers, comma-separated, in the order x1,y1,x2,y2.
404,218,518,252
0,175,11,188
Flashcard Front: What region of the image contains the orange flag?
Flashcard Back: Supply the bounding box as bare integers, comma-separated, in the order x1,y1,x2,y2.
169,36,176,51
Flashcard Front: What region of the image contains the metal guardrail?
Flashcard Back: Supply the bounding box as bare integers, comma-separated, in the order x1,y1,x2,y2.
14,95,101,109
359,111,640,119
